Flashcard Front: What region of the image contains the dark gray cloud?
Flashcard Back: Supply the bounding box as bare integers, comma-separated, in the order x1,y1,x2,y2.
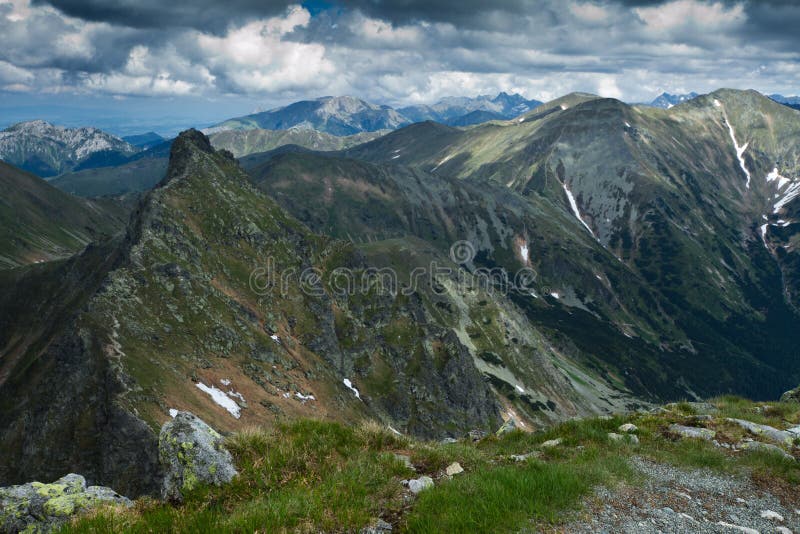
1,0,798,106
34,0,292,31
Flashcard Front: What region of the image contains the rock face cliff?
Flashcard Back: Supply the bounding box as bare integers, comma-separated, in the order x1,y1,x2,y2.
1,130,521,495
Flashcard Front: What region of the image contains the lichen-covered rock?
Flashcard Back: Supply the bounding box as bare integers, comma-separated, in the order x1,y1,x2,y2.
780,385,800,403
0,473,131,533
159,411,238,502
668,424,716,441
725,419,795,447
737,441,795,461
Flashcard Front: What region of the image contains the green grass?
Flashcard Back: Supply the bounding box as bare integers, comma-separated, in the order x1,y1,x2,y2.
62,398,800,533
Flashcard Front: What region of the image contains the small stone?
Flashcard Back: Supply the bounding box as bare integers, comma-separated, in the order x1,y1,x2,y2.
760,510,784,522
618,423,638,433
510,451,542,462
775,527,792,534
445,462,464,476
408,476,434,494
361,518,393,533
540,438,563,448
468,429,488,442
441,437,458,444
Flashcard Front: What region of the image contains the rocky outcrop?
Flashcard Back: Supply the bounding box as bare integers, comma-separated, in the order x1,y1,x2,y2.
0,473,131,533
781,385,800,403
159,412,238,502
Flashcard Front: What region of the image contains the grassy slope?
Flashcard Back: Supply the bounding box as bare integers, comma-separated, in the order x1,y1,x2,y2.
209,128,389,158
0,161,126,268
63,396,800,533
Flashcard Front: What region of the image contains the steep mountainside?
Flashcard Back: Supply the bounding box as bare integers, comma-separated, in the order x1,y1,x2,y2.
0,121,138,177
271,90,800,399
212,96,410,136
207,128,388,158
47,130,392,198
2,131,639,496
0,161,126,268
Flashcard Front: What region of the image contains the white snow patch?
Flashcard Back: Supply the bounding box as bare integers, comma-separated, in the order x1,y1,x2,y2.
295,392,316,402
220,378,231,386
270,334,281,344
560,104,567,110
391,154,400,159
713,99,722,108
624,122,631,128
515,384,525,393
388,425,402,436
774,181,800,213
169,409,178,418
723,115,751,188
767,167,791,189
343,378,361,400
196,382,241,419
519,243,529,263
517,117,525,123
549,292,560,299
562,181,596,237
760,224,769,248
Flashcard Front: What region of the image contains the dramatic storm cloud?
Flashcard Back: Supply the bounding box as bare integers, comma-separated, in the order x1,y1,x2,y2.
1,0,798,131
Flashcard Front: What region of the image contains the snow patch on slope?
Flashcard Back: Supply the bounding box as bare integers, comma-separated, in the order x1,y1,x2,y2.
196,382,242,418
343,378,361,400
722,115,751,189
561,181,596,238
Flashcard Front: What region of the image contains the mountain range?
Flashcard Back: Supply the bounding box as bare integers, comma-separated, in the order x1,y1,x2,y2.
1,88,799,498
647,92,700,108
211,93,543,135
0,120,138,177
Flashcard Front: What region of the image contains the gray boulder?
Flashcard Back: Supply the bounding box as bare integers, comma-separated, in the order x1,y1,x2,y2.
668,424,716,441
159,411,238,502
0,473,131,533
725,418,795,447
780,385,800,403
407,476,434,494
737,441,795,461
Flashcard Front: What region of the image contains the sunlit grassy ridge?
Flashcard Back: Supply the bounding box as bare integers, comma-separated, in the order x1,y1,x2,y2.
62,396,799,533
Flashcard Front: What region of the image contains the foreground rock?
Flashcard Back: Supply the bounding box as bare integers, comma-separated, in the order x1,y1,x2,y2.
159,412,238,502
725,418,795,447
668,424,715,441
0,473,131,533
780,384,800,403
737,441,796,461
406,476,434,494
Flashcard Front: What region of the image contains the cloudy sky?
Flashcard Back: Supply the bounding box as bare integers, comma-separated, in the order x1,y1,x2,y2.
0,0,798,135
